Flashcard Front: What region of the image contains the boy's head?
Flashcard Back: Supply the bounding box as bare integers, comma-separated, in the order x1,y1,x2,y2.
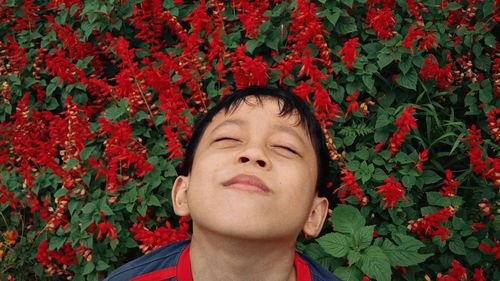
172,86,331,241
180,86,331,197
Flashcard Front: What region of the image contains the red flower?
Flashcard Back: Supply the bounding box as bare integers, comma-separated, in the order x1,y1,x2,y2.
479,237,500,259
406,0,422,19
387,106,417,154
292,81,314,103
461,125,500,187
375,175,409,209
97,221,118,240
0,185,20,209
374,142,385,153
231,45,269,89
437,259,470,280
414,149,428,172
402,26,425,53
440,170,460,197
472,268,486,281
365,7,395,39
407,206,455,241
486,108,500,143
419,55,440,80
334,168,365,205
471,222,485,232
232,0,269,38
130,216,191,253
418,30,439,51
344,91,360,118
298,50,328,82
436,63,453,90
337,38,359,70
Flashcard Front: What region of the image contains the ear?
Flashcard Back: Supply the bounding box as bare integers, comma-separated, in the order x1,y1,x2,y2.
171,175,190,216
302,196,329,238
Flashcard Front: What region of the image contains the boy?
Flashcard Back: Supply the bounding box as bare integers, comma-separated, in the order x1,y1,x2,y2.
105,86,341,281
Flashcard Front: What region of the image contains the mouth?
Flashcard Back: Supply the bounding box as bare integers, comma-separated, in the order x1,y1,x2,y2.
222,174,271,193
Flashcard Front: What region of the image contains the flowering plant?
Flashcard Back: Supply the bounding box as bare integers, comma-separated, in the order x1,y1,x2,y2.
0,0,498,280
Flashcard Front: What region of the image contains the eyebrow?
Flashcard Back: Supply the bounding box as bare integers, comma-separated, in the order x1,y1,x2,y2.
210,118,307,146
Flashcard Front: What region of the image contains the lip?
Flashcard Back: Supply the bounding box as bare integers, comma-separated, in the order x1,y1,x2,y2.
222,174,271,193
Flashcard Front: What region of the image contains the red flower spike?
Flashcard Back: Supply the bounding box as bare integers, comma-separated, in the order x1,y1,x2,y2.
472,268,487,281
230,45,269,89
344,91,360,118
440,170,460,197
407,206,455,241
231,0,269,38
337,38,359,71
486,108,500,143
418,30,439,51
365,7,395,39
292,81,314,103
334,168,365,205
387,106,417,154
402,26,425,53
478,237,500,259
130,216,191,254
375,175,409,209
414,149,428,173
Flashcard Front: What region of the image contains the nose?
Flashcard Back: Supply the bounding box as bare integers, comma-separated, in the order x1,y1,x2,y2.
237,145,270,169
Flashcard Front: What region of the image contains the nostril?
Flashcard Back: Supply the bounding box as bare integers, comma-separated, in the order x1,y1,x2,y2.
256,160,266,167
239,156,250,163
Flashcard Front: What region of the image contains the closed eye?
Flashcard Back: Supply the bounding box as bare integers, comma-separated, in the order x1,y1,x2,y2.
273,145,299,155
214,137,240,143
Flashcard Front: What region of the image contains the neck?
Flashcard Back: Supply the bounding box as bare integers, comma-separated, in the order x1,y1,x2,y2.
189,225,297,281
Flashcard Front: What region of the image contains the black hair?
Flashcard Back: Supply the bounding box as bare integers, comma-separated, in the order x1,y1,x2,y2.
180,85,332,198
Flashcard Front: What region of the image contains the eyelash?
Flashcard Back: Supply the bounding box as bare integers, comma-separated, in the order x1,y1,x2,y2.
214,137,241,144
214,137,299,155
273,145,298,155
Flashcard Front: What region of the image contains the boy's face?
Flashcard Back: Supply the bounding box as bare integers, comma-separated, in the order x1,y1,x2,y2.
172,96,328,241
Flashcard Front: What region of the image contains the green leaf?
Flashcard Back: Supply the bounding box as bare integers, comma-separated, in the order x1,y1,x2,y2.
246,39,261,54
422,170,442,184
48,236,66,250
335,16,357,34
317,233,350,258
104,99,128,121
359,246,392,281
398,57,412,75
54,188,68,198
449,239,466,255
80,146,95,161
377,52,393,69
82,202,97,215
396,67,417,90
475,54,491,72
64,158,79,171
362,75,375,91
334,266,364,281
494,216,500,232
347,250,361,265
83,261,95,275
356,225,375,250
324,7,342,26
99,201,114,216
484,33,496,48
331,205,366,234
96,260,110,271
381,234,432,266
148,195,162,207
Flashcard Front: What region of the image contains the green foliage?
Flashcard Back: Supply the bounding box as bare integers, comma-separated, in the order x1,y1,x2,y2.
0,0,498,280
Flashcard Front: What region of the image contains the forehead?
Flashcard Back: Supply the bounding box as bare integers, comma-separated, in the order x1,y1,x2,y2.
223,95,304,126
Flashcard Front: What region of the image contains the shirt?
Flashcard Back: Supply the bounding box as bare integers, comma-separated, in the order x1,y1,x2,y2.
104,240,341,281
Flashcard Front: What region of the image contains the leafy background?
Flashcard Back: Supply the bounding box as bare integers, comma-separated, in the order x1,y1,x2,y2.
0,0,499,280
